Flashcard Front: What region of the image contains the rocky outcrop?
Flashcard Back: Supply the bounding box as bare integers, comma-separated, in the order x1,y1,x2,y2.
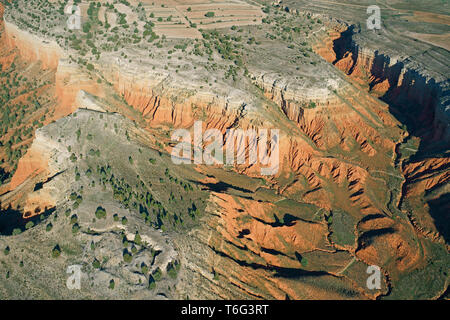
176,191,389,300
313,22,450,257
3,21,62,70
316,26,450,145
55,59,102,116
3,128,63,217
95,54,258,131
1,2,448,300
0,16,256,135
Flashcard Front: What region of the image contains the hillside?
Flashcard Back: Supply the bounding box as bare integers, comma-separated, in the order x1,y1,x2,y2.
0,0,448,300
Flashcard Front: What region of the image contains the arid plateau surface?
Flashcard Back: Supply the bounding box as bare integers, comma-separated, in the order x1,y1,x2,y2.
0,0,448,300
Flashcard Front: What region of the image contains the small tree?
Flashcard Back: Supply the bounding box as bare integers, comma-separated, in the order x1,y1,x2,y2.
141,263,149,274
148,275,156,290
72,223,80,234
52,245,61,258
92,258,101,269
153,267,162,281
134,231,141,245
70,153,77,162
95,206,107,219
123,250,132,263
83,22,91,33
25,221,34,230
70,214,78,224
167,261,180,279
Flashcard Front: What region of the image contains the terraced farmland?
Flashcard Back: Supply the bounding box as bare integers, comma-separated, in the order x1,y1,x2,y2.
141,0,264,38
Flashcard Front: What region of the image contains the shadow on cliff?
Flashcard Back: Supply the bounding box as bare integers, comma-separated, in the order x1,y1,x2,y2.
427,193,450,244
332,25,356,66
0,204,54,235
380,67,446,155
331,27,448,156
0,166,11,185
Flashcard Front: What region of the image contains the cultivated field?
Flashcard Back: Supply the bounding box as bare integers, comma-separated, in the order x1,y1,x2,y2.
63,0,264,39
140,0,264,37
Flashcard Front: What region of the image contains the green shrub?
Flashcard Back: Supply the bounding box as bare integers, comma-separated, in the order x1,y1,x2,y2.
123,252,132,263
25,221,34,230
83,22,91,33
167,261,180,279
70,214,78,224
92,258,101,269
148,275,156,290
52,245,61,258
134,231,142,245
95,206,107,219
152,267,162,281
308,101,317,108
70,153,77,162
72,223,80,234
141,263,149,274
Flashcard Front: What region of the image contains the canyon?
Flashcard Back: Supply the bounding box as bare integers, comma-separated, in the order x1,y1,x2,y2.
0,0,448,300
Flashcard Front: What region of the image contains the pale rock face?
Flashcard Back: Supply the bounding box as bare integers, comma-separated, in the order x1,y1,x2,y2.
4,21,63,70
75,90,107,113
0,1,448,300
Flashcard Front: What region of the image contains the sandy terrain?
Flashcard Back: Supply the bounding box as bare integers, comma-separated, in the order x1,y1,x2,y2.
404,31,450,51
401,11,450,26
